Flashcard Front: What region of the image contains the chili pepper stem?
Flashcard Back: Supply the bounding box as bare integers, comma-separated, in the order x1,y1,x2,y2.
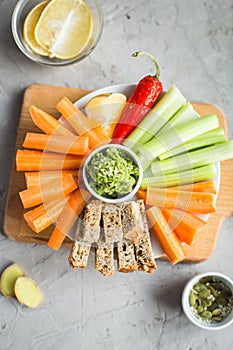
132,51,160,79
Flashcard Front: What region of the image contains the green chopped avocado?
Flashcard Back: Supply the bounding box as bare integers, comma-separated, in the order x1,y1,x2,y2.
86,147,139,199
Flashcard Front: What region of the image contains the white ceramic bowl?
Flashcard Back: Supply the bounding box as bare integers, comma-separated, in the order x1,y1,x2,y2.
75,83,221,257
83,144,143,204
75,84,136,110
182,272,233,330
75,83,221,220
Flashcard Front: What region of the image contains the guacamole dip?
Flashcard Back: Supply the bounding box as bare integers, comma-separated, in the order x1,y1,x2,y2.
86,147,139,199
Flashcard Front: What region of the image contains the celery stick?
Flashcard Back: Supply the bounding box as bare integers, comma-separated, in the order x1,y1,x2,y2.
159,127,226,160
122,85,186,150
157,102,199,135
140,164,217,189
138,113,219,169
151,141,233,175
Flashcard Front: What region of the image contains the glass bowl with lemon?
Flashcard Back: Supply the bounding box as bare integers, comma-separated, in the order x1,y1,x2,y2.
11,0,103,66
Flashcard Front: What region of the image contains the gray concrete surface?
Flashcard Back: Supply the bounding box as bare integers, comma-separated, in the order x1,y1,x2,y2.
0,0,233,349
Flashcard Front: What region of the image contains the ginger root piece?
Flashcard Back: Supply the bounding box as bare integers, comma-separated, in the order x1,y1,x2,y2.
0,263,25,297
14,277,43,308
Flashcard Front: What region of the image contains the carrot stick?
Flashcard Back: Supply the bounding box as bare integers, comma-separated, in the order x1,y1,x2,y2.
146,187,216,214
48,229,66,251
137,180,216,203
48,189,91,250
56,97,110,148
23,132,89,155
146,206,186,265
25,171,78,188
24,197,69,233
162,208,206,245
136,189,147,202
56,97,94,133
16,150,84,171
30,106,75,137
168,180,216,194
19,174,78,209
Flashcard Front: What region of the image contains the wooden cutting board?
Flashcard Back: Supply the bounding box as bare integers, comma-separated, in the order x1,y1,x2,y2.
3,84,233,262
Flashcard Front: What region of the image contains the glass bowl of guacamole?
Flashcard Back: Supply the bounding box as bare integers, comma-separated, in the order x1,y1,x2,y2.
83,144,143,203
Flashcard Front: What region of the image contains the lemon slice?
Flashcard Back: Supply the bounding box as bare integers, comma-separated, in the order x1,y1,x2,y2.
34,0,93,59
85,93,127,124
85,93,127,138
23,1,50,56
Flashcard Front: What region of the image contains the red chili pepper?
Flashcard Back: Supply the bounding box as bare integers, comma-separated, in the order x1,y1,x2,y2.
112,51,163,143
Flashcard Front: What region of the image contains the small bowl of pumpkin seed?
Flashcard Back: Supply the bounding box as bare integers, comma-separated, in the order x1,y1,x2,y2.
182,272,233,330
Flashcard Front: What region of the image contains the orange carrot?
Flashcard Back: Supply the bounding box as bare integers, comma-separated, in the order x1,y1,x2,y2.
84,126,111,148
23,132,89,155
48,229,66,251
146,187,216,214
146,206,186,265
56,97,110,148
19,174,78,209
30,106,75,137
48,189,91,250
56,97,94,133
162,208,206,245
25,170,78,188
16,150,84,171
24,197,69,233
138,180,216,205
136,189,147,202
168,180,216,194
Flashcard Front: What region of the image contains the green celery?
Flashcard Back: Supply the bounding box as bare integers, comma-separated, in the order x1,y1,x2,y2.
122,85,186,150
151,141,233,175
140,164,217,189
138,113,219,169
159,127,226,160
157,102,199,135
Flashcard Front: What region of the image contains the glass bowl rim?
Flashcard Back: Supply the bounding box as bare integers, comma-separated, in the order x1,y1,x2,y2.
11,0,103,67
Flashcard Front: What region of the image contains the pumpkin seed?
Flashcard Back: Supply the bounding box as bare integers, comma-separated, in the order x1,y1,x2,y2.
197,305,204,313
221,287,232,298
193,283,207,293
200,298,212,307
207,301,218,311
200,311,212,319
200,276,213,283
208,285,219,298
212,316,223,322
189,292,196,307
199,289,211,299
210,282,223,291
212,308,222,316
216,295,228,306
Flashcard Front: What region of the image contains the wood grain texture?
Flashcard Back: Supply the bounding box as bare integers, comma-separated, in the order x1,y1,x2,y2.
3,85,233,262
